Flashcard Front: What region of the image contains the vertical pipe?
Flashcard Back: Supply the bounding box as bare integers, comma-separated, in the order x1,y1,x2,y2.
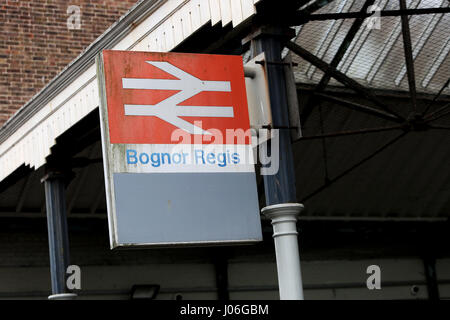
41,172,72,297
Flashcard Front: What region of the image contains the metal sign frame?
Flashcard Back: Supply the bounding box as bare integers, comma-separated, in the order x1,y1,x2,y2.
96,50,262,249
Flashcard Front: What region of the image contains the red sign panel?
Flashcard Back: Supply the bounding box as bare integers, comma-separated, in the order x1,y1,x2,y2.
102,50,250,144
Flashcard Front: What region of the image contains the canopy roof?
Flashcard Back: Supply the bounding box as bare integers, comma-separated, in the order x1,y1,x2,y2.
0,0,449,221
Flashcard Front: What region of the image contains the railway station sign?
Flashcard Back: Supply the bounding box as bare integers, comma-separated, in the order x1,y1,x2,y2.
96,50,262,248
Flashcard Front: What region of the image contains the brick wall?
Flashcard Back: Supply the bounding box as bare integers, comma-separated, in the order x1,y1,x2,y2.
0,0,137,126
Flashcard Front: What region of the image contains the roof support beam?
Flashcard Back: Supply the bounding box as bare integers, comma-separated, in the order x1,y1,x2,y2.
422,77,450,115
314,93,404,123
286,41,405,120
304,0,352,80
289,7,450,25
296,83,450,102
315,0,374,88
15,173,33,213
429,124,450,131
394,3,444,86
295,125,403,141
67,144,98,214
90,187,105,214
300,0,375,122
298,0,336,16
399,0,418,115
425,103,450,123
340,0,390,74
300,132,407,202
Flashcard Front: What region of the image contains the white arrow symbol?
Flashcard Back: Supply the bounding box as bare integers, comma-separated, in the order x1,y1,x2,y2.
122,61,234,135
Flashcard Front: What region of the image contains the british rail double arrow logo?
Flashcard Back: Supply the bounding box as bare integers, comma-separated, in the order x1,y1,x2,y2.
122,61,235,135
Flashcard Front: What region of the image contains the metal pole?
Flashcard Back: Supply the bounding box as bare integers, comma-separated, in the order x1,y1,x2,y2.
214,254,230,301
41,171,77,300
423,256,440,300
245,26,304,300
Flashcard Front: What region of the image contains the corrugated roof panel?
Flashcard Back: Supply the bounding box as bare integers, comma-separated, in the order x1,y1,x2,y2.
292,0,450,95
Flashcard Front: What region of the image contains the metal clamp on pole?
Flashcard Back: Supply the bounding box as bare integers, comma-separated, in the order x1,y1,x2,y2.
262,203,304,300
41,170,77,300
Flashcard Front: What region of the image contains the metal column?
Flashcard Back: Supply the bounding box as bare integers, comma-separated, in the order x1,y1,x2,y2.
248,27,297,204
214,254,230,301
41,171,76,300
246,26,304,300
423,256,440,300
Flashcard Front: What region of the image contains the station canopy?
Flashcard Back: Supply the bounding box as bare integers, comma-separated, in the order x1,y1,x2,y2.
0,0,449,221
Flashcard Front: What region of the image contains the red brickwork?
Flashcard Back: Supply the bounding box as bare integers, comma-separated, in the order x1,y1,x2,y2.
0,0,137,126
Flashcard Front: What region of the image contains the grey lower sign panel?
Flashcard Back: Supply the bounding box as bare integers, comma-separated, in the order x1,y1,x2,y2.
113,172,262,246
